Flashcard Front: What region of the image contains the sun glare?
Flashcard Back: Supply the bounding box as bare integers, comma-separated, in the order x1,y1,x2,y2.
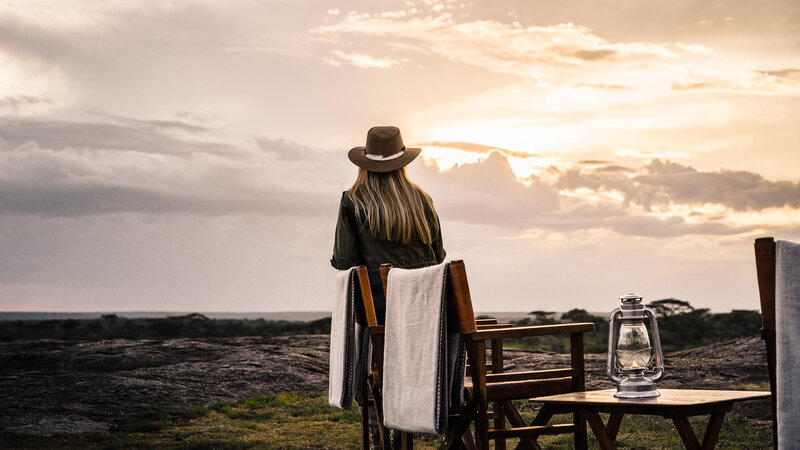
421,145,491,171
422,144,561,183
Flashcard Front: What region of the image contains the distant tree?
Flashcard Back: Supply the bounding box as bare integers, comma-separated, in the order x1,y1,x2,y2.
648,299,694,317
560,309,596,323
528,310,557,324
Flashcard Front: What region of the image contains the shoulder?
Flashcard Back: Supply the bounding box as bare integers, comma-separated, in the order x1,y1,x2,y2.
339,190,355,211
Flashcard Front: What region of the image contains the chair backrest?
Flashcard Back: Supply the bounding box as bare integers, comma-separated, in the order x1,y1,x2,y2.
754,236,777,449
447,260,479,335
355,266,378,328
355,265,384,386
755,237,776,334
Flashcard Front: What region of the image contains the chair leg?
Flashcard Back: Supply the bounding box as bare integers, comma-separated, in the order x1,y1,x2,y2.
463,425,476,450
361,380,371,449
474,413,489,450
466,340,489,450
361,404,370,449
400,431,414,449
494,401,506,450
441,413,474,450
368,382,390,449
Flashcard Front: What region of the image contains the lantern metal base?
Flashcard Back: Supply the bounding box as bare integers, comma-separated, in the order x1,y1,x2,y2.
614,372,660,399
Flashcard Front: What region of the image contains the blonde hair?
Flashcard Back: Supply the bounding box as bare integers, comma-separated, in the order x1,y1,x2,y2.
348,167,439,244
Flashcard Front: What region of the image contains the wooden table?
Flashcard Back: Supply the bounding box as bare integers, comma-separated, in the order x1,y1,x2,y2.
530,388,770,449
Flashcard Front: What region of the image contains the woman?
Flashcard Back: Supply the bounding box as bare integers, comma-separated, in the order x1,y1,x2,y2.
331,126,445,324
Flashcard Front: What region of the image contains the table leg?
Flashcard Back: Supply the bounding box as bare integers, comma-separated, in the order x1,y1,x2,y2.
606,413,623,442
671,416,701,449
583,408,616,450
502,401,540,450
701,413,726,450
574,407,588,450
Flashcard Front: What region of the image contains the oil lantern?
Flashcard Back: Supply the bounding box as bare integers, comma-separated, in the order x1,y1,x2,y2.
607,293,664,398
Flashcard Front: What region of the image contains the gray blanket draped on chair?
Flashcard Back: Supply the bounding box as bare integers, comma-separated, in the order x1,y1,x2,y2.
776,240,800,449
328,267,370,410
382,262,466,435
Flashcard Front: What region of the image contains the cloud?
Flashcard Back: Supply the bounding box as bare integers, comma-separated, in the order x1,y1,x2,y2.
0,117,344,218
670,68,800,95
0,117,234,156
616,149,692,159
633,160,800,211
327,50,399,68
413,152,560,226
313,16,700,83
572,83,631,90
3,115,793,238
556,159,800,212
0,95,54,112
409,151,800,238
311,9,800,96
764,68,800,78
415,141,542,158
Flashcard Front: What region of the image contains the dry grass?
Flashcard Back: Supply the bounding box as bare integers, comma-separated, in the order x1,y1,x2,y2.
0,392,772,449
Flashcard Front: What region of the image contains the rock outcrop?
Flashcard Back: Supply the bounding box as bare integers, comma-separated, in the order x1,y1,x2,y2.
0,335,770,436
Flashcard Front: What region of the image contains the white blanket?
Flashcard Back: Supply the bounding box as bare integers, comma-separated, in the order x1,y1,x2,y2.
328,268,370,409
776,240,800,449
382,262,465,435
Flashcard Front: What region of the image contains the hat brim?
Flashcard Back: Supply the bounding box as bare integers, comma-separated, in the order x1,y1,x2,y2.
348,146,422,172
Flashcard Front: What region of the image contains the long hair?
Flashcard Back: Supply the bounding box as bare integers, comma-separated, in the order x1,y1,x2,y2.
348,167,439,245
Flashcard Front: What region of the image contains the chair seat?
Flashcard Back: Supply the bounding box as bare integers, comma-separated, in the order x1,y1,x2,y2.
465,376,574,402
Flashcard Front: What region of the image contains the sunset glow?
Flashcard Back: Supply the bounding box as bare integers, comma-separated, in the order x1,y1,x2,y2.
0,0,798,313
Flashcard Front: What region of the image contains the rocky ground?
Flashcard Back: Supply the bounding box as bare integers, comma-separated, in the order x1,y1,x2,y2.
0,335,771,436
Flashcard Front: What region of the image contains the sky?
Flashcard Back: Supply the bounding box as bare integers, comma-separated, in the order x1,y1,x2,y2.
1,0,798,313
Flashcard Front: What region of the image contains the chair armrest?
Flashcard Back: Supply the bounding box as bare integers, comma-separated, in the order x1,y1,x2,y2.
477,323,513,330
486,368,573,383
466,322,594,341
371,323,512,335
475,318,498,325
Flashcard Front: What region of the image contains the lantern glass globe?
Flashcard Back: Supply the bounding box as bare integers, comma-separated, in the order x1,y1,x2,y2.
616,323,653,370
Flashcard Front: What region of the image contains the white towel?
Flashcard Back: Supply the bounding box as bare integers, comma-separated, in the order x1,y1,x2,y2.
328,268,370,409
776,240,800,449
382,262,465,435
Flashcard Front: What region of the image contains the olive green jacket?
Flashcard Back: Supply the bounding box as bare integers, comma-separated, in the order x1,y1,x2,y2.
330,191,446,324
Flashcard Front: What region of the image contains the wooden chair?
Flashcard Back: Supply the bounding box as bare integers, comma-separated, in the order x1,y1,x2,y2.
354,265,497,449
364,261,595,450
754,237,778,449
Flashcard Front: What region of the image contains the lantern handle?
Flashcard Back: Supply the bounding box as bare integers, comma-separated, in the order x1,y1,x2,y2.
606,307,624,384
643,307,665,382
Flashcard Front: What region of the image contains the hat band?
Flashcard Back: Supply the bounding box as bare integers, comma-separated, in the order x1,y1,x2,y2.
365,150,404,161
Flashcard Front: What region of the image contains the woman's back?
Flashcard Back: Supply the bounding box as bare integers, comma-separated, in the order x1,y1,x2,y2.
330,126,446,323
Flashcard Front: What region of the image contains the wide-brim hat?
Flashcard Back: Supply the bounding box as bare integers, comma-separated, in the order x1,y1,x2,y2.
348,126,421,172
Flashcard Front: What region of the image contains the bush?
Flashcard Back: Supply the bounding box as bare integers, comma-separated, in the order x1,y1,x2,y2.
504,301,760,353
0,314,333,341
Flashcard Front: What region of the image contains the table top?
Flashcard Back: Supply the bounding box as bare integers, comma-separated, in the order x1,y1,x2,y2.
531,389,771,408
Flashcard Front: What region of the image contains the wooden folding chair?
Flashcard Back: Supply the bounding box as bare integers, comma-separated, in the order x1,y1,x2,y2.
754,237,778,449
355,264,510,450
446,260,594,450
368,261,595,450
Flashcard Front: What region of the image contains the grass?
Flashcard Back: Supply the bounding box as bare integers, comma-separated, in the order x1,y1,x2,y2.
0,392,772,449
